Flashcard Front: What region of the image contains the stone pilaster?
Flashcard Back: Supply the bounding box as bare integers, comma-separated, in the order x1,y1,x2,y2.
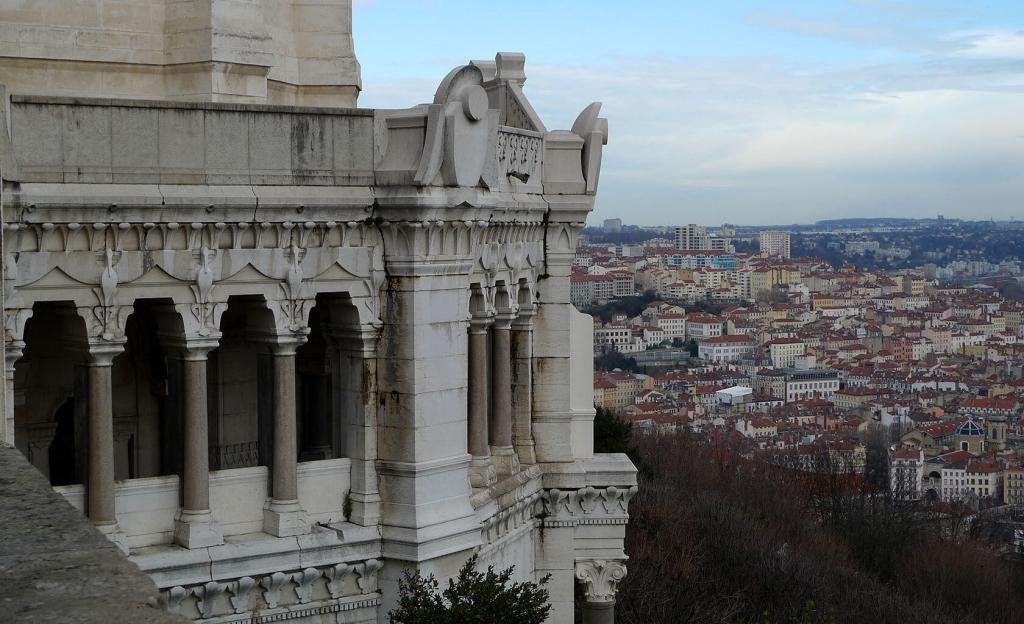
533,212,592,462
373,215,480,573
332,323,383,527
511,301,536,465
575,559,627,624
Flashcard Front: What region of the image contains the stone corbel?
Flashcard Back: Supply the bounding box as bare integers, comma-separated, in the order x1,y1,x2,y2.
574,559,627,604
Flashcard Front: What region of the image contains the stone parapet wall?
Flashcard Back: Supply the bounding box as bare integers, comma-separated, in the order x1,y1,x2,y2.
0,0,360,105
0,444,185,623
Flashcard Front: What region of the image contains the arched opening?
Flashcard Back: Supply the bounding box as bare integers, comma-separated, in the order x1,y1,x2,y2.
15,300,173,484
297,303,335,460
208,296,273,470
114,300,172,479
15,302,85,484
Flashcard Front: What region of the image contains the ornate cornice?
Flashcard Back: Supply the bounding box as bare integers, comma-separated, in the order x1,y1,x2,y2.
160,558,382,621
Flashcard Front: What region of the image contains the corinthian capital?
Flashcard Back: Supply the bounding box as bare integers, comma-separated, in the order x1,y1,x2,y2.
574,559,627,603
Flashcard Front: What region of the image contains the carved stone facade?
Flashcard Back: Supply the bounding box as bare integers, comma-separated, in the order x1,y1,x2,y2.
1,5,634,623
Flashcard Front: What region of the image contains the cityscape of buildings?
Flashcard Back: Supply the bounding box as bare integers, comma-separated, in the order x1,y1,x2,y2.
581,218,1024,550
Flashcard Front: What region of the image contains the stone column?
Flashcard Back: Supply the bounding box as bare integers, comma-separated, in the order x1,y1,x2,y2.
171,338,223,548
575,560,627,624
84,339,128,553
490,308,518,477
468,313,496,487
511,302,536,465
263,337,309,537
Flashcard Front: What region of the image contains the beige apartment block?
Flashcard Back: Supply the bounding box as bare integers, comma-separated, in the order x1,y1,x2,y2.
0,2,635,621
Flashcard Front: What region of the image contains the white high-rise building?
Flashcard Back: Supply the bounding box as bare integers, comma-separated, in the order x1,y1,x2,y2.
675,224,710,250
759,231,792,259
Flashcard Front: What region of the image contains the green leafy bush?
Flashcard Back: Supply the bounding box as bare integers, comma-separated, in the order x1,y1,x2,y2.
389,555,550,624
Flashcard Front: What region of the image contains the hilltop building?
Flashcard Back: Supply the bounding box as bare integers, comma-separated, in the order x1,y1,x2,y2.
0,3,634,623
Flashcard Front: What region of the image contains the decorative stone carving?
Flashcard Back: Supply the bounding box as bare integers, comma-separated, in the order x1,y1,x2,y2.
189,247,225,337
193,581,226,618
159,557,387,619
260,571,289,609
574,560,627,604
414,64,498,188
539,486,637,525
571,102,609,194
497,128,543,186
4,308,32,344
293,567,320,604
163,586,187,615
354,559,382,594
228,577,257,614
325,563,353,599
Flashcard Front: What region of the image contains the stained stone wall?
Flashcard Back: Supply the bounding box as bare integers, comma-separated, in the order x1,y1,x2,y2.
0,444,185,623
0,0,361,105
0,49,635,624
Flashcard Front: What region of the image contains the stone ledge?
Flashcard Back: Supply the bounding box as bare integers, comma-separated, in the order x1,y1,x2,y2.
539,453,638,490
10,94,375,116
0,444,185,623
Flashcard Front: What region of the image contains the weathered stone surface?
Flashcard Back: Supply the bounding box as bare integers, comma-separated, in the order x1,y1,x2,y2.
0,445,184,623
1,46,627,624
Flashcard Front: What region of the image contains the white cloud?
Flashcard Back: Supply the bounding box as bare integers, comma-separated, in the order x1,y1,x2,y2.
953,29,1024,58
356,15,1024,225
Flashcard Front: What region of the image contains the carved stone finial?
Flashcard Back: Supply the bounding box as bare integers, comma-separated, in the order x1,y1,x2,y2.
571,102,609,194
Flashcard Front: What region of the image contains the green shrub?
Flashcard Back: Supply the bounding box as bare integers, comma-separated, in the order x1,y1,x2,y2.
389,555,550,624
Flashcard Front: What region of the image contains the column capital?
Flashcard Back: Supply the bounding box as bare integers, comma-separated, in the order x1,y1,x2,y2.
511,303,537,329
251,328,310,356
4,339,25,368
327,324,381,355
159,333,222,360
574,559,627,604
492,314,515,331
83,338,127,366
469,312,494,334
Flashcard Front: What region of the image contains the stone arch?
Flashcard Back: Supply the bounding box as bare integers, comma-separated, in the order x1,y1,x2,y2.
15,301,86,484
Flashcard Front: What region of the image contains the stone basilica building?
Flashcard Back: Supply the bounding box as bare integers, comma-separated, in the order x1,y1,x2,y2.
0,2,634,623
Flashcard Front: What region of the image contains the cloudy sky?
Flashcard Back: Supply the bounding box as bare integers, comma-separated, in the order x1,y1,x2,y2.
353,1,1024,226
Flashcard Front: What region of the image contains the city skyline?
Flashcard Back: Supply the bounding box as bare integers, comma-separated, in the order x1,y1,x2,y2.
354,0,1024,226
